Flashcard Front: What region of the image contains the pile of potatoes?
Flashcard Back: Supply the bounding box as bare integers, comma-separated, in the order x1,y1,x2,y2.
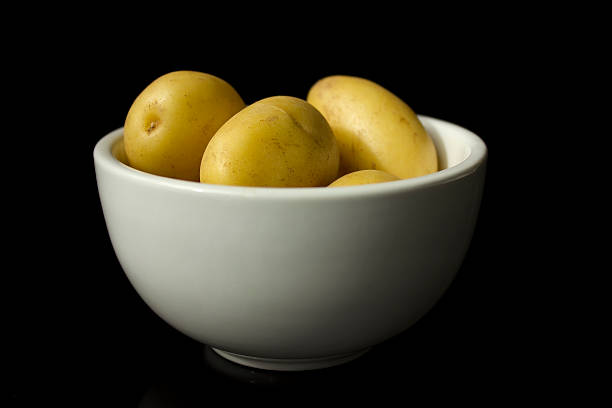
123,71,438,187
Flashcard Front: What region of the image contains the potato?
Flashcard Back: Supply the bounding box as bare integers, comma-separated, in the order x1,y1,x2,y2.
307,75,438,179
200,96,339,187
328,169,400,187
124,71,245,181
112,139,128,165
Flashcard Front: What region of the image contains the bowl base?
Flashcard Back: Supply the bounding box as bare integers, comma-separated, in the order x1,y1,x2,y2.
211,347,370,371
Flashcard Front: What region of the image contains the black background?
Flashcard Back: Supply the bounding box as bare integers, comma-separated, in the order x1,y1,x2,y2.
7,9,587,406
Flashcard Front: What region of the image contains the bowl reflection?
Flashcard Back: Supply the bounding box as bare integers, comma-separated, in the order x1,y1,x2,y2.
138,344,385,406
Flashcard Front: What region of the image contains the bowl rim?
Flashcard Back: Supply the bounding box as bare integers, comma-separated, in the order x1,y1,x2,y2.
93,115,487,199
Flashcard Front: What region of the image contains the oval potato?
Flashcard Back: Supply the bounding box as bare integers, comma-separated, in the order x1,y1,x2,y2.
328,169,400,187
200,96,339,187
124,71,245,181
307,75,438,179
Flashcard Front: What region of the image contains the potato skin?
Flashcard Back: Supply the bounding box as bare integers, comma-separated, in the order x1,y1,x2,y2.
200,96,339,187
124,71,245,181
112,139,128,165
328,169,400,187
307,75,438,179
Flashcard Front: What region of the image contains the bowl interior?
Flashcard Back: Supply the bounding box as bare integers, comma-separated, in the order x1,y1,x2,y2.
104,116,486,190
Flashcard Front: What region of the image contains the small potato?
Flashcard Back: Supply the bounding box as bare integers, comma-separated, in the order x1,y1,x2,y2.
124,71,245,181
112,139,128,165
307,75,438,179
328,169,400,187
200,96,339,187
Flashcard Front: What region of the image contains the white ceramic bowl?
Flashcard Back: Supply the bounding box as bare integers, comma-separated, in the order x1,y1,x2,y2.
94,115,487,371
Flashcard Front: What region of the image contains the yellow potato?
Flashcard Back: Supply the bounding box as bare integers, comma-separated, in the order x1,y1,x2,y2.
124,71,245,181
307,75,438,179
112,139,128,165
200,96,339,187
328,169,400,187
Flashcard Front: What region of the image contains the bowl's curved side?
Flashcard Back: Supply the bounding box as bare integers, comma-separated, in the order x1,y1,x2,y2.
93,117,487,359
